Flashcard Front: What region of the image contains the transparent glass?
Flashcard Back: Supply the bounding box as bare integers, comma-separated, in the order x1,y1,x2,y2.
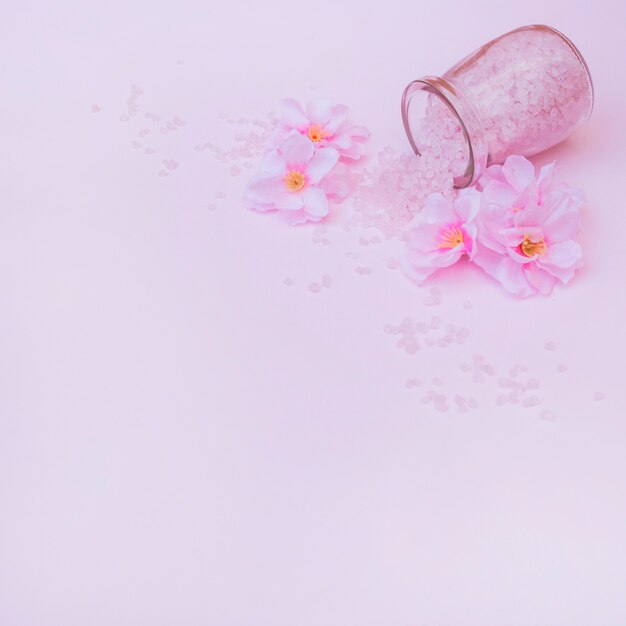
401,25,594,187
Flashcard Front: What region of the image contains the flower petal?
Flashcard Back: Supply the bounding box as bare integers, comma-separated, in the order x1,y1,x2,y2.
472,245,504,278
306,147,339,184
537,262,578,284
473,247,534,297
537,161,555,202
246,169,304,211
405,222,442,253
499,226,544,248
338,141,366,161
266,127,295,150
278,98,309,130
245,197,274,213
281,208,321,225
524,264,557,295
324,105,350,134
282,133,315,169
483,179,518,208
476,206,510,253
329,132,352,150
495,257,535,297
512,200,546,228
506,247,540,264
274,190,304,210
430,247,464,267
306,99,333,126
347,125,370,139
423,193,456,224
454,188,481,222
301,186,329,217
477,163,506,190
246,173,284,204
541,188,584,242
401,254,440,284
464,223,478,259
541,240,583,272
257,150,286,176
502,155,535,192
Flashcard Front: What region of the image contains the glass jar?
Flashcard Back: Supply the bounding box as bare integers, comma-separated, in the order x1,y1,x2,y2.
401,25,594,187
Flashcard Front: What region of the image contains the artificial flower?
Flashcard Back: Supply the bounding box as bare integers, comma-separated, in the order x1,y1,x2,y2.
403,188,481,283
473,185,584,297
245,133,339,225
269,98,369,161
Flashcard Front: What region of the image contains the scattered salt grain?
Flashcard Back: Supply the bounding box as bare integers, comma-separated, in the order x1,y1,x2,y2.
522,396,541,408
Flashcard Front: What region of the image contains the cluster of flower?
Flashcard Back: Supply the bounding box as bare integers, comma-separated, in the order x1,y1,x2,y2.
404,155,585,297
244,98,584,297
244,98,369,225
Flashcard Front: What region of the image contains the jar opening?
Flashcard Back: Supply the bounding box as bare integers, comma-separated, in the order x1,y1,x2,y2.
401,77,486,188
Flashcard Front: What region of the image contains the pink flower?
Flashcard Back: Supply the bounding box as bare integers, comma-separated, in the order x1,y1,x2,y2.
403,189,481,283
473,183,584,297
475,155,558,257
245,133,339,225
269,98,369,161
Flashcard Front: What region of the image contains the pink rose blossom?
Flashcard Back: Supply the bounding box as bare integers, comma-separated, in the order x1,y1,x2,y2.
474,156,584,297
269,98,369,161
403,189,481,283
245,133,339,225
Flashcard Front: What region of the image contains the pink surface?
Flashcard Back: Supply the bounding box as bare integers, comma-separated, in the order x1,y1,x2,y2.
1,1,626,624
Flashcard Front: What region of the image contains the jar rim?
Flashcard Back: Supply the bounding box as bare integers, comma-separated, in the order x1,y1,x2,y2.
401,76,486,188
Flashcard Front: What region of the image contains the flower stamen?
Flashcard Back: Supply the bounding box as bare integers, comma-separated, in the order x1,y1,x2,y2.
283,170,306,192
437,226,464,249
307,124,328,143
520,236,546,257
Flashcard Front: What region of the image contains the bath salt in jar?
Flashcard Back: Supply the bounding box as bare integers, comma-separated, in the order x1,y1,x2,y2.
401,25,594,187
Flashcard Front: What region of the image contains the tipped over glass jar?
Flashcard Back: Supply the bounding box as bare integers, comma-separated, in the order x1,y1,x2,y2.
401,25,594,188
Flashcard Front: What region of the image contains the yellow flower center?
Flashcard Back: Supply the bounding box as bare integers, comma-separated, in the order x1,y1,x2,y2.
307,124,327,143
438,226,464,249
520,236,546,257
283,170,306,192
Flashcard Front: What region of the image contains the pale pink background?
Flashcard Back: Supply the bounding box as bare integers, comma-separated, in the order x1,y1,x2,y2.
1,1,626,624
